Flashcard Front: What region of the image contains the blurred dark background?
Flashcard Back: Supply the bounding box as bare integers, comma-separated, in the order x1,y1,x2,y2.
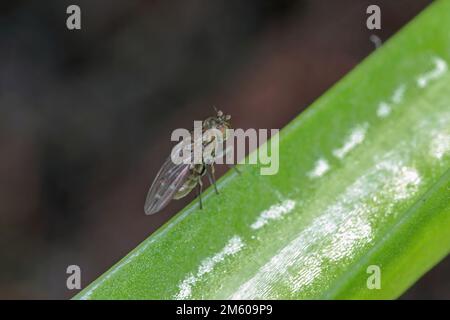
0,0,447,299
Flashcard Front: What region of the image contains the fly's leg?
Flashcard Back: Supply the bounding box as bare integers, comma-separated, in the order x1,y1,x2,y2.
196,177,203,209
211,164,219,194
206,165,219,195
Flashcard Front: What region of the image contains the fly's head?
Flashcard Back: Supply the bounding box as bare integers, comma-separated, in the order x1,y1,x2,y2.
203,109,232,141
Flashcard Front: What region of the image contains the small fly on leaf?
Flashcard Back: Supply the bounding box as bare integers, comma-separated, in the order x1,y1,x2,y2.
144,109,236,215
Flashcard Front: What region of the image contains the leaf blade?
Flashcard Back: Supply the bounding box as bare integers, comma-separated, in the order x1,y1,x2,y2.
75,1,450,300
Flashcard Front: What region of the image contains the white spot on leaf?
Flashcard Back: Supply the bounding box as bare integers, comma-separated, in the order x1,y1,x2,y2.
175,236,244,299
377,102,391,118
307,158,330,179
250,200,296,230
333,123,369,159
392,84,406,104
429,131,450,160
417,57,448,88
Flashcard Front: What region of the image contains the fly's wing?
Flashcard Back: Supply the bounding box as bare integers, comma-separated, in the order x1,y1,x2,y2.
144,155,191,215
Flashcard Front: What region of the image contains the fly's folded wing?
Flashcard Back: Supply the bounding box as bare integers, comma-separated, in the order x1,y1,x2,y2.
144,156,191,215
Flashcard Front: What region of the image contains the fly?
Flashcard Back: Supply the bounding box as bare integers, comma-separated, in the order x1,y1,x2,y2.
144,109,234,215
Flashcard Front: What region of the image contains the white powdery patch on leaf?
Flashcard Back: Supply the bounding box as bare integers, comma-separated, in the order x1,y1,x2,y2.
392,84,406,104
332,123,369,159
307,158,330,179
377,102,391,118
230,155,422,299
175,236,244,299
322,215,372,262
417,110,450,162
429,130,450,160
410,107,450,164
376,84,406,119
250,200,296,230
417,56,448,88
390,167,421,201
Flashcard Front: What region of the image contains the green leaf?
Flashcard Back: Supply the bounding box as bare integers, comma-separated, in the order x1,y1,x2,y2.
75,1,450,300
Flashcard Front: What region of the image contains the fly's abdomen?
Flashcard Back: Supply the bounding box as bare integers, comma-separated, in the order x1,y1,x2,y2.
173,177,197,199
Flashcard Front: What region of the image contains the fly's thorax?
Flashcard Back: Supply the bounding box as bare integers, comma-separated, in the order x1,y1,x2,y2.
202,124,231,143
191,163,206,175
